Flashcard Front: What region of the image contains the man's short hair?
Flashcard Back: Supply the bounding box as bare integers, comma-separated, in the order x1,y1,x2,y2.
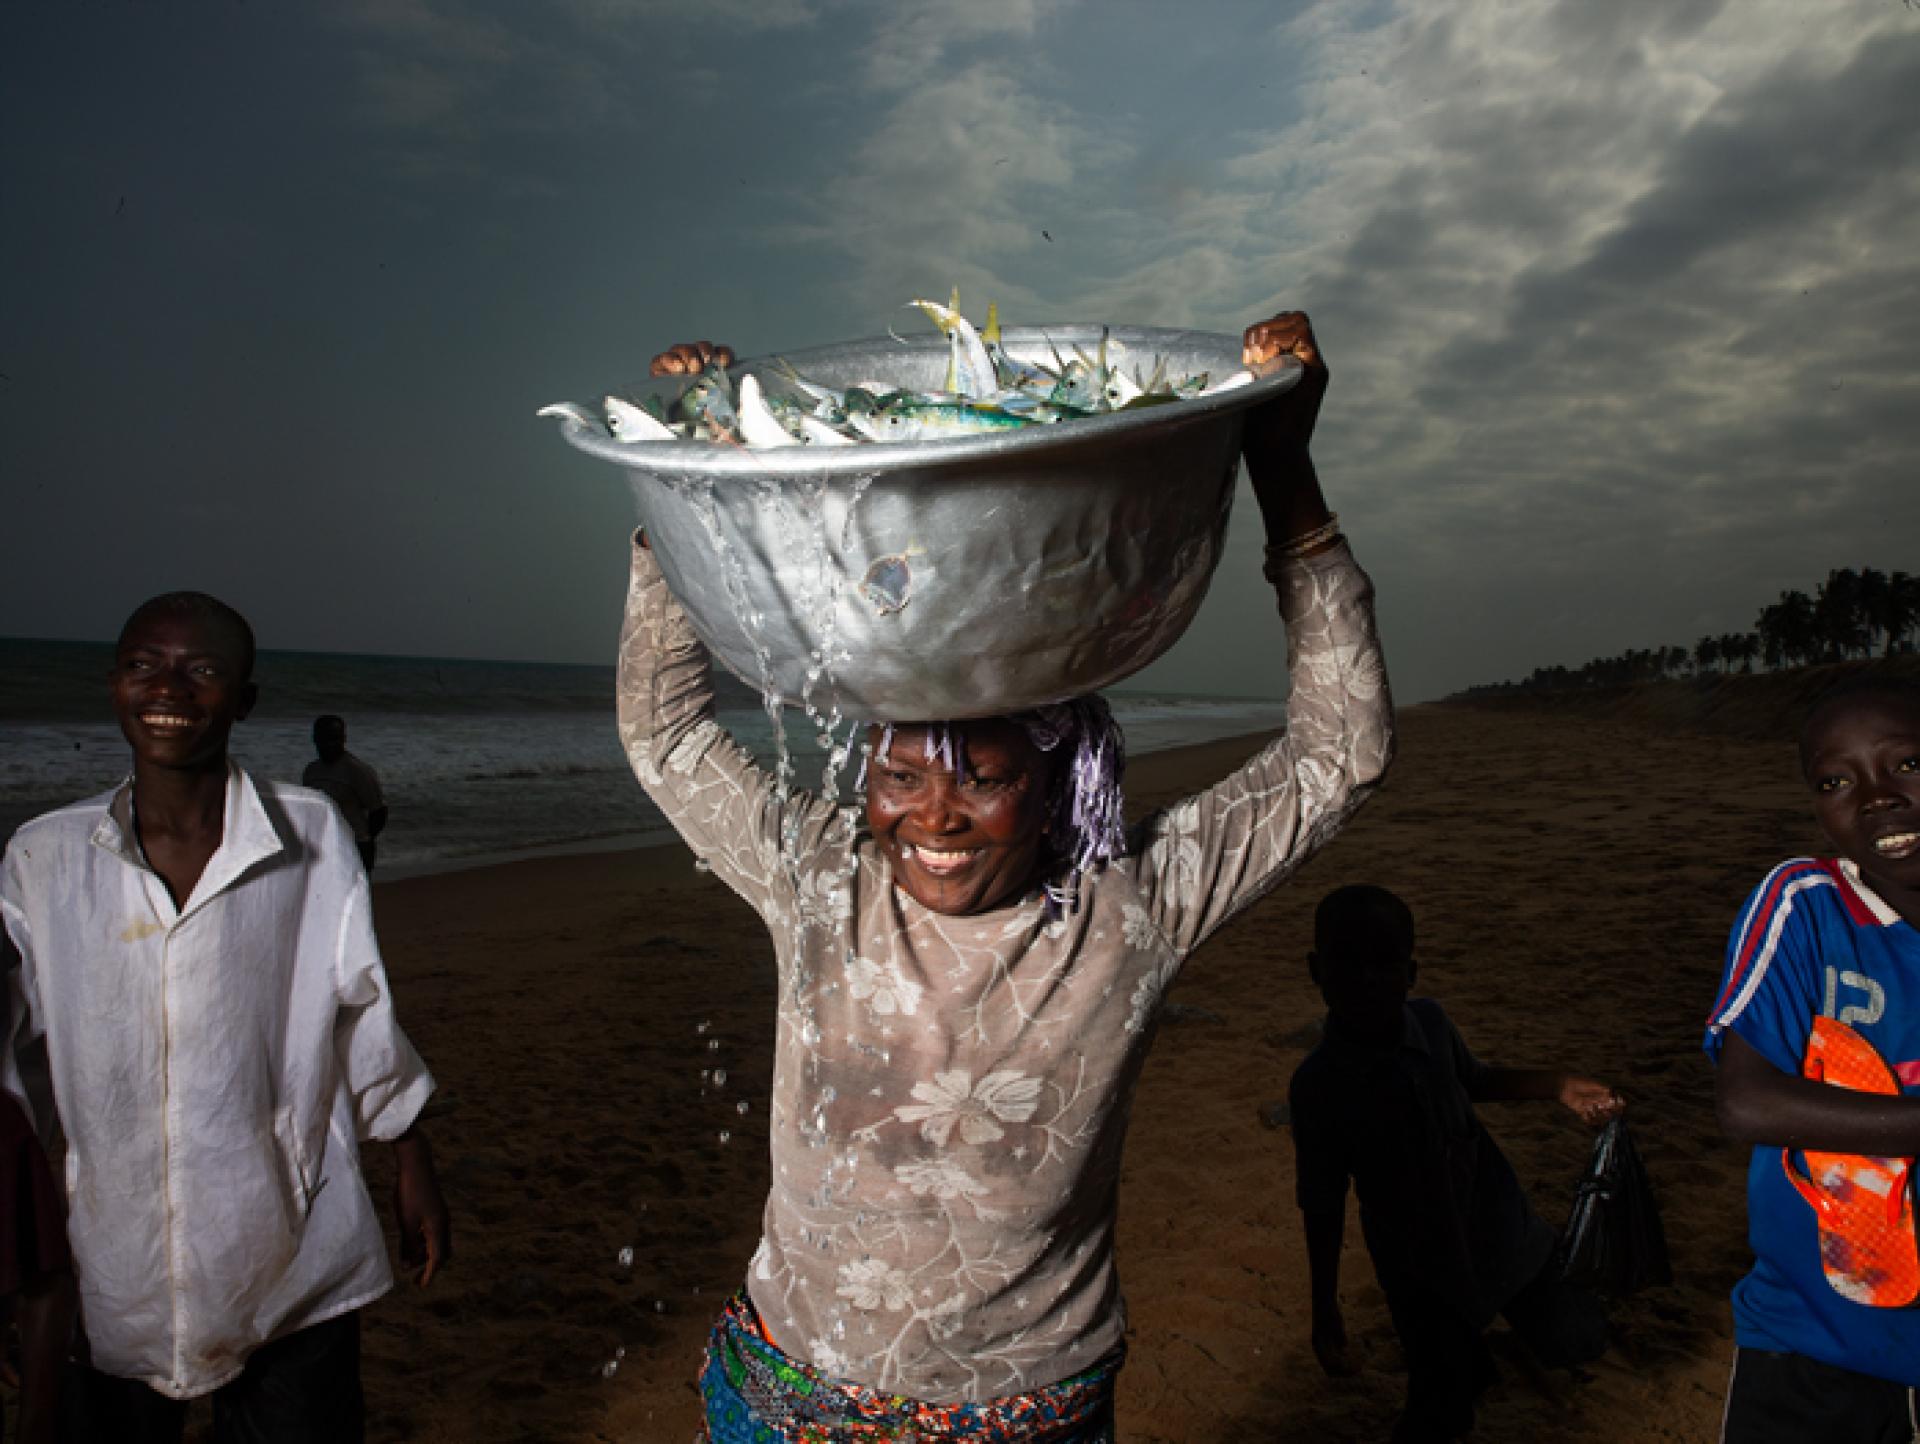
1314,883,1415,961
118,592,256,680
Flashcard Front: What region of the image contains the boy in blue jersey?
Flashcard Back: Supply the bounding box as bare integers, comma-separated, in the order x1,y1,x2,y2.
1707,676,1920,1442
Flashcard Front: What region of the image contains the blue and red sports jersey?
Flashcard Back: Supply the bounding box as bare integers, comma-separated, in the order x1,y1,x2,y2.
1704,857,1920,1385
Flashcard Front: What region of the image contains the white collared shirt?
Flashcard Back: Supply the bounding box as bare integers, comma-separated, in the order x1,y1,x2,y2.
1,764,434,1399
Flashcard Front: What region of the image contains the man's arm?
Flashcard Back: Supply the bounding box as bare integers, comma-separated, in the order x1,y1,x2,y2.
389,1123,451,1286
355,759,387,839
1717,1030,1920,1152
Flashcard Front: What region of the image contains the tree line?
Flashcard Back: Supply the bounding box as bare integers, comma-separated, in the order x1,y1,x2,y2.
1458,567,1920,696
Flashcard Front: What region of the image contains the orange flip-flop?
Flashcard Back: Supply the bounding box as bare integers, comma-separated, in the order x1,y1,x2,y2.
1781,1016,1920,1307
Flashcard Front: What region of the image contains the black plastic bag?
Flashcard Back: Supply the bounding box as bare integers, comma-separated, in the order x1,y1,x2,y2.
1555,1119,1673,1296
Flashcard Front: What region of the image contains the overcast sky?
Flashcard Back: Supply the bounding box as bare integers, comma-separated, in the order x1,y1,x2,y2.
3,0,1915,704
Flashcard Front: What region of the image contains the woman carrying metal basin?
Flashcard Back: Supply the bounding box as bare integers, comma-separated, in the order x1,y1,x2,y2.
620,312,1393,1441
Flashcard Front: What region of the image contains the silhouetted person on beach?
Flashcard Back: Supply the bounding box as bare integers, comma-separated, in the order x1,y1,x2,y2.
304,713,388,874
2,592,449,1441
633,314,1393,1439
1291,884,1620,1443
1709,677,1920,1442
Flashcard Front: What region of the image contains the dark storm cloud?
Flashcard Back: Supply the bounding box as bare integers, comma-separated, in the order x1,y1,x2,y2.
1479,37,1918,360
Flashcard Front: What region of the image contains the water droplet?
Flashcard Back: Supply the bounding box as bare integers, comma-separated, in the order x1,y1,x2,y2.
712,1068,728,1087
708,1038,721,1052
696,1020,711,1034
615,1345,627,1360
654,1299,667,1313
616,1246,634,1268
600,1359,620,1379
736,1099,749,1115
718,1130,732,1144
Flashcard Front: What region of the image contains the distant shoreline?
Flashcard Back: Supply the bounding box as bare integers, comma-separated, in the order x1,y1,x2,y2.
1439,654,1920,743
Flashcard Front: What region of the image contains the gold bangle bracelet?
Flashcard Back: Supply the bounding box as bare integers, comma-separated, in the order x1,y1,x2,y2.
1271,513,1343,560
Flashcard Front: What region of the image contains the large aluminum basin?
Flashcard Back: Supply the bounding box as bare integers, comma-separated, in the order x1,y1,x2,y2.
550,324,1301,722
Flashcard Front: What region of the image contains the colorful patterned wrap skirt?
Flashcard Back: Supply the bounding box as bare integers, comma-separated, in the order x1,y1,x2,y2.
697,1289,1122,1443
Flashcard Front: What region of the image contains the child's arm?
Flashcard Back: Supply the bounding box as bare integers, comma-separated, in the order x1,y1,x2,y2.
1302,1205,1359,1377
1437,1005,1624,1123
1470,1068,1625,1125
1705,863,1919,1151
1291,1066,1361,1377
389,1123,452,1286
1716,1030,1920,1152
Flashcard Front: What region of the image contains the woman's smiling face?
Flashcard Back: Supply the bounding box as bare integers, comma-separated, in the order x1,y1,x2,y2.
865,721,1054,916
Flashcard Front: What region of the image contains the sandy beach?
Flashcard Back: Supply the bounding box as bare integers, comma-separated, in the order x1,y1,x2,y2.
194,697,1814,1443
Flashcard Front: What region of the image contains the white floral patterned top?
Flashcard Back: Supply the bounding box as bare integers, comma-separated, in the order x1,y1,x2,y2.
617,535,1393,1402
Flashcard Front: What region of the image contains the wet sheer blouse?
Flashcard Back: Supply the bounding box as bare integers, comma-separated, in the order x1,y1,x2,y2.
618,535,1393,1401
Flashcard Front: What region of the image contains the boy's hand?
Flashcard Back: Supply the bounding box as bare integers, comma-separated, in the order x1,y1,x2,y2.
650,341,735,376
391,1127,453,1286
1311,1313,1360,1378
1558,1075,1626,1126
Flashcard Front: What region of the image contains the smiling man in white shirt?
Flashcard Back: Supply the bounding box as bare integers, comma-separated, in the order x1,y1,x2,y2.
1,590,450,1443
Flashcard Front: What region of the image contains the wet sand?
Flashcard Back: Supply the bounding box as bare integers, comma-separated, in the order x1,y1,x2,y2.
235,701,1810,1441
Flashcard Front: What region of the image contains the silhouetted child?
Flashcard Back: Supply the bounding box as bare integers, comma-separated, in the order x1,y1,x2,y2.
1290,884,1620,1443
1,591,450,1442
1708,676,1920,1442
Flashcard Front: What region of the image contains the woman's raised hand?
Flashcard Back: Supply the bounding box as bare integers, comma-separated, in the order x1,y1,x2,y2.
649,341,736,376
1241,311,1328,458
1240,311,1336,549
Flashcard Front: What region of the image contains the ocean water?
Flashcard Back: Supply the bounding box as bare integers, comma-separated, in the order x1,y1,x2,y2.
0,639,1285,876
